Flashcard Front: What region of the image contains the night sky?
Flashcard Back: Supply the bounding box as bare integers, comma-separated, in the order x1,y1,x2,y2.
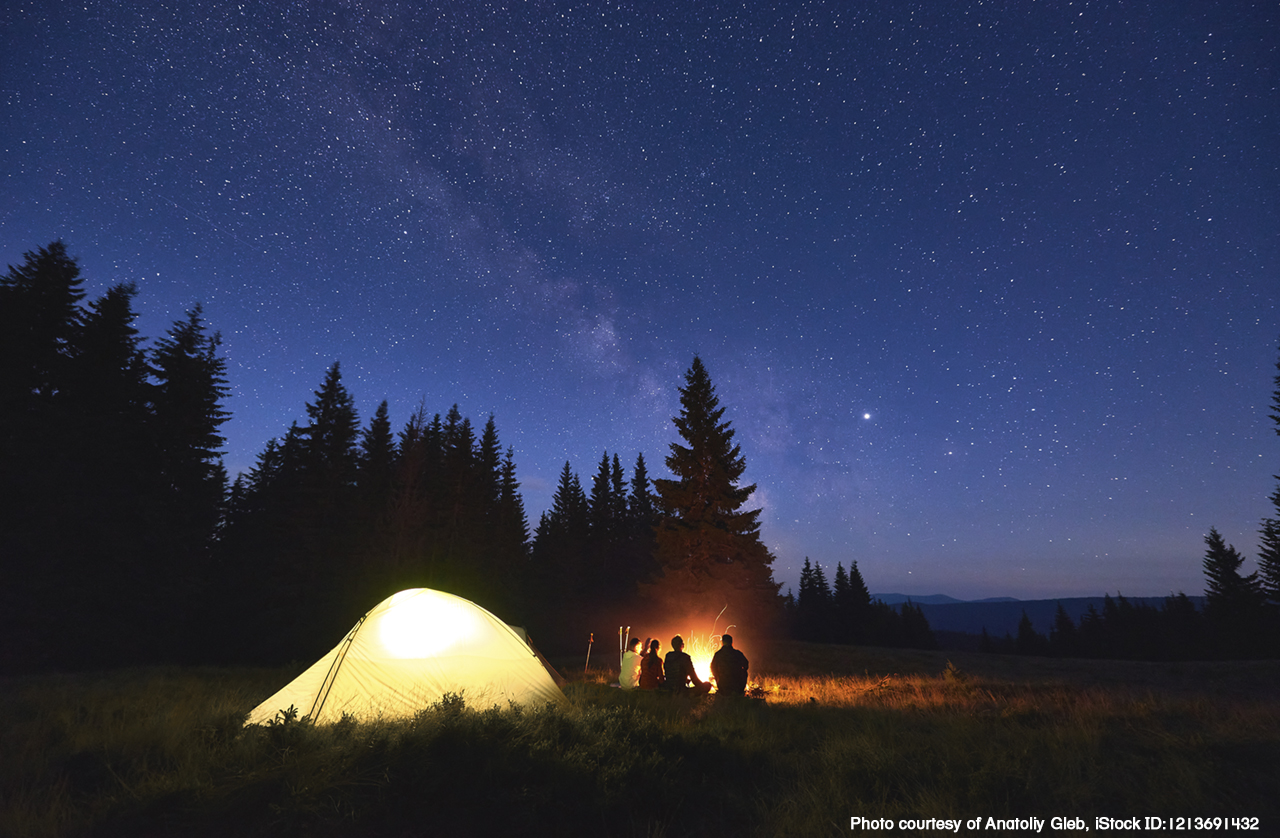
3,0,1277,600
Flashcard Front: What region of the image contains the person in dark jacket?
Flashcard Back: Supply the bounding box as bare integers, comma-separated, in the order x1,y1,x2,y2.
664,635,710,694
710,633,749,697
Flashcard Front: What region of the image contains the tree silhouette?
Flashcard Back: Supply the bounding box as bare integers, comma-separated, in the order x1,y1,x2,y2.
532,461,590,607
150,305,230,552
1201,527,1264,656
646,357,780,629
1259,343,1280,613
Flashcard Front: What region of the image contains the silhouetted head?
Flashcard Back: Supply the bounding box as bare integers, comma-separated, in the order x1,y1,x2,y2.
649,639,660,653
721,634,734,648
671,635,684,651
628,637,641,651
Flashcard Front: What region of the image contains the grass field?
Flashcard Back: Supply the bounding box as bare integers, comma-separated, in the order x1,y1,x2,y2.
3,642,1278,837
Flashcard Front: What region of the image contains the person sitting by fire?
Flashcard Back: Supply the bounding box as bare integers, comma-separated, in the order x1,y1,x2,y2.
664,635,711,694
620,637,643,690
639,638,665,689
710,633,749,697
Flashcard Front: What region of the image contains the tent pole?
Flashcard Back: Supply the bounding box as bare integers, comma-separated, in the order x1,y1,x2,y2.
310,614,366,721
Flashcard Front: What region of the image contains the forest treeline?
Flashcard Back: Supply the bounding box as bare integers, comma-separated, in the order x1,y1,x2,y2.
983,346,1280,661
4,241,1276,672
1,243,813,670
782,559,937,650
982,525,1280,661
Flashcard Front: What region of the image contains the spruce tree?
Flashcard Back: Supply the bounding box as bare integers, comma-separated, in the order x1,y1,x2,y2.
647,357,780,628
1258,343,1280,609
628,452,656,526
1203,528,1260,614
900,601,937,650
0,241,85,404
1015,611,1046,655
796,558,831,641
586,451,627,601
532,462,590,607
477,415,503,515
357,400,396,508
1049,603,1079,657
498,448,530,566
589,451,618,546
832,562,852,643
1202,526,1264,656
66,283,159,654
610,454,628,528
846,560,873,642
296,363,362,629
303,362,360,491
623,451,659,592
150,306,230,517
149,304,231,652
1,242,89,576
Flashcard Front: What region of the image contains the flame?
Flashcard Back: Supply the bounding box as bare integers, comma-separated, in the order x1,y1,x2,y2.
683,631,722,689
640,608,738,692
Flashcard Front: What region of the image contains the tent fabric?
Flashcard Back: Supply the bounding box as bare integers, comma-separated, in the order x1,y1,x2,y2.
246,588,566,725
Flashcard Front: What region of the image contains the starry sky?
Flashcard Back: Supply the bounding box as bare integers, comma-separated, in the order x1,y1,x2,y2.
3,0,1277,600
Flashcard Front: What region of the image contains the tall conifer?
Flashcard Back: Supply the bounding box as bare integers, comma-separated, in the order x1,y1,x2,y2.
1258,343,1280,609
647,357,780,628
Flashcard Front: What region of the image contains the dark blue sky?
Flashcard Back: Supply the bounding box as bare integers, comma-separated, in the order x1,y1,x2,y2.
3,0,1277,599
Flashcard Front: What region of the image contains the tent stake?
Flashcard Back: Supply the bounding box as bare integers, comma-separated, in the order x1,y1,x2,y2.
584,632,593,674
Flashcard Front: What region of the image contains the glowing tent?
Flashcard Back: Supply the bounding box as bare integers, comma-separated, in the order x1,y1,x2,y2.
246,588,566,725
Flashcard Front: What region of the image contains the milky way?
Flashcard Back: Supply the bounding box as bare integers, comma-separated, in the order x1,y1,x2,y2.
3,0,1277,598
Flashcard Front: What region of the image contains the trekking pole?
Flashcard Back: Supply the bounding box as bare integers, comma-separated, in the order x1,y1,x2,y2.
584,632,593,674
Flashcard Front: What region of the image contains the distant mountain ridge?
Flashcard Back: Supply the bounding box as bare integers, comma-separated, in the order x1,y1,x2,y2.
870,594,1205,636
872,593,1019,605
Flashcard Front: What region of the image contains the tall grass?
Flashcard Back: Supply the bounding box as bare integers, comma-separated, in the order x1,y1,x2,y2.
3,645,1278,836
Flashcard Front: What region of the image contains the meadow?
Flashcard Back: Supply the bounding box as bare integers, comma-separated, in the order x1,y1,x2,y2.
3,642,1278,837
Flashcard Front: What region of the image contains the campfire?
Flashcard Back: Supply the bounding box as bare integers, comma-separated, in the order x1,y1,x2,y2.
683,630,724,687
620,606,736,692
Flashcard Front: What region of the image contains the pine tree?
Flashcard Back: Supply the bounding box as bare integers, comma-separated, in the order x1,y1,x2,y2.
532,461,591,607
0,241,85,404
1203,528,1260,614
610,454,628,528
498,448,530,564
586,450,631,601
900,601,937,650
1015,610,1047,655
295,363,363,628
846,561,873,641
832,563,853,643
66,284,158,644
357,400,396,509
647,357,780,628
303,362,360,491
1258,343,1280,610
149,304,231,634
629,452,656,527
150,305,230,513
1202,526,1265,656
1,242,89,572
623,451,659,592
62,283,153,519
1049,602,1079,657
795,558,832,641
477,415,503,516
589,451,618,547
1260,515,1280,608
